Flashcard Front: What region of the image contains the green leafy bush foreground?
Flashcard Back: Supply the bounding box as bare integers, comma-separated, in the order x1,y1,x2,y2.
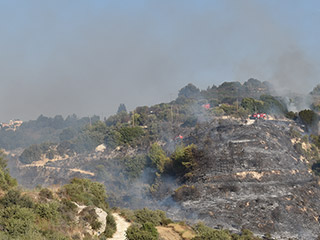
59,178,108,210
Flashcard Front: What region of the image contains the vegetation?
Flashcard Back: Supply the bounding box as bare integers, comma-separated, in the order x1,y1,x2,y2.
103,213,117,237
123,154,147,179
148,143,170,174
117,103,127,114
0,151,17,190
0,114,99,151
134,208,171,226
299,109,318,128
59,178,108,210
192,222,263,240
126,222,159,240
169,144,197,180
0,157,117,240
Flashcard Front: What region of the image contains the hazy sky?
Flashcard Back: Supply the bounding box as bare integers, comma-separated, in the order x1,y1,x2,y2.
0,0,320,121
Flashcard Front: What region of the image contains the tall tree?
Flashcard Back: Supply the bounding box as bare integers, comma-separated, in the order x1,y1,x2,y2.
117,104,127,114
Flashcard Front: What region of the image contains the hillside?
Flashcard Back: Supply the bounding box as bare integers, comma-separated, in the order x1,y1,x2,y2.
3,79,320,239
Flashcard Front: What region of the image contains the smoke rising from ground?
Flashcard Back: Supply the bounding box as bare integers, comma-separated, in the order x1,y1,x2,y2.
0,0,319,121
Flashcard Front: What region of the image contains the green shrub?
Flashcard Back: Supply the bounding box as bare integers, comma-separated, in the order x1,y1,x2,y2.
192,222,232,240
126,222,159,240
59,178,108,210
286,111,298,120
0,205,36,237
134,208,170,226
103,213,117,238
0,189,34,208
299,109,318,127
39,188,54,200
58,198,77,223
79,206,101,230
118,126,144,145
0,153,17,190
260,95,287,114
124,154,147,179
119,208,135,222
170,144,197,180
35,202,59,221
173,185,200,202
148,143,170,174
19,144,42,164
241,98,264,114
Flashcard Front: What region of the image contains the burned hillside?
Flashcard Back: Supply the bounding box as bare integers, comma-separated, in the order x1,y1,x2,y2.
168,119,320,240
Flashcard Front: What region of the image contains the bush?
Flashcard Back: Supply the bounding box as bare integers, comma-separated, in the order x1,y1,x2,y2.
39,188,54,200
260,95,287,114
0,152,17,190
170,144,197,180
286,111,298,120
103,213,117,238
148,143,170,174
118,126,144,145
299,109,318,128
58,198,77,223
124,154,147,179
0,205,36,237
126,222,159,240
19,144,42,164
192,222,232,240
79,206,101,230
241,98,264,114
173,185,200,202
59,178,108,210
134,208,170,226
35,202,59,221
0,189,34,208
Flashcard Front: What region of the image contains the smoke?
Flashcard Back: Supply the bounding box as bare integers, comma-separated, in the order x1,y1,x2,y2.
0,0,319,121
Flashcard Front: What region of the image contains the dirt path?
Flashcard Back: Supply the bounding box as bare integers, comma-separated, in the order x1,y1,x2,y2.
21,165,95,176
156,226,183,240
95,207,108,235
108,213,131,240
73,202,107,236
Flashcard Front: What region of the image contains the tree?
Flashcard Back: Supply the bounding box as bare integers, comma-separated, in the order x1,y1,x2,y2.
170,144,197,179
19,144,42,164
260,95,287,114
299,109,318,128
59,178,108,210
148,143,170,174
117,104,127,114
0,151,17,190
178,83,200,99
241,98,264,114
126,222,158,240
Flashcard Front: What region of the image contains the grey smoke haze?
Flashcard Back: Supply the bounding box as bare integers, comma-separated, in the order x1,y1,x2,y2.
0,0,319,122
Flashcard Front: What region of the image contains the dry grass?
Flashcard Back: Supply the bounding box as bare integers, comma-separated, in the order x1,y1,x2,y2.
168,223,197,240
156,226,182,240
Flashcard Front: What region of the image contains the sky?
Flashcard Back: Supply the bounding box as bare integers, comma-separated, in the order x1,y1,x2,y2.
0,0,320,122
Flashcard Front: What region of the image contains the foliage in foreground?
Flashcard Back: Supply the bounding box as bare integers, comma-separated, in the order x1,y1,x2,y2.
192,222,263,240
59,178,108,210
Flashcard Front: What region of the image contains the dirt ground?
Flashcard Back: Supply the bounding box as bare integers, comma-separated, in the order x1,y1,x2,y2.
156,226,183,240
108,213,131,240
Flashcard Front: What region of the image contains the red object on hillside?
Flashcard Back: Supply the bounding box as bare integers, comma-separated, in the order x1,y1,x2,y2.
175,135,183,140
202,104,210,110
250,113,267,119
